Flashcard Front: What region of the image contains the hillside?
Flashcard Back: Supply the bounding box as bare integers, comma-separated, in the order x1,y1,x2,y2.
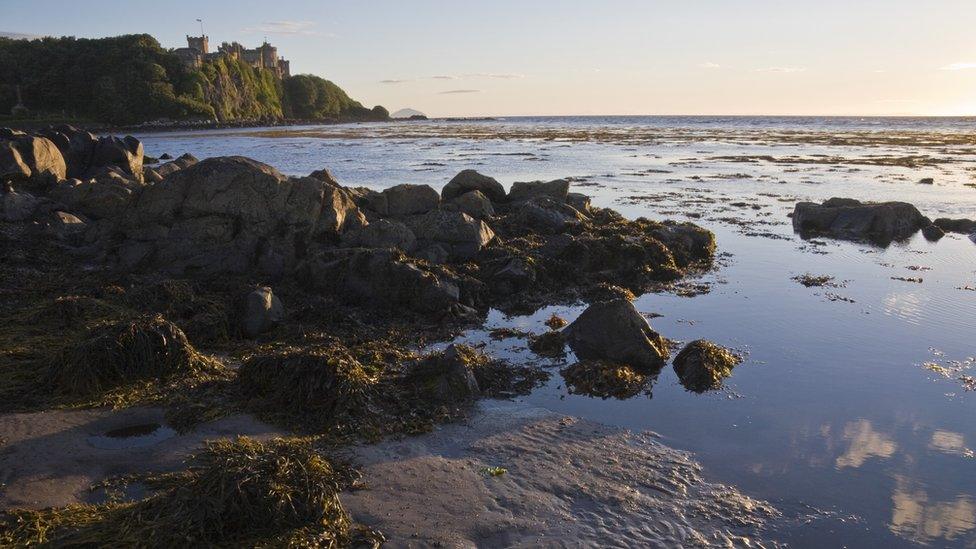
0,34,386,125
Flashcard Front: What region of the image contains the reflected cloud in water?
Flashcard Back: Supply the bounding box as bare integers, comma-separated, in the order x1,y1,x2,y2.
929,430,975,458
835,419,897,469
890,475,976,544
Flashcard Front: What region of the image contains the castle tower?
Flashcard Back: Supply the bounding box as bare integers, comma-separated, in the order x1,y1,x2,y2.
187,34,209,54
260,42,277,70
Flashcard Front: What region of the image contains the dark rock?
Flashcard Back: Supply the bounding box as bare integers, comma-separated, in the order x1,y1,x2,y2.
118,156,366,276
154,153,199,178
1,187,42,221
408,343,480,404
341,218,417,252
143,166,163,183
50,175,139,220
300,248,461,314
368,183,440,217
672,340,741,393
241,286,285,338
404,209,495,260
508,179,570,203
566,192,592,213
921,224,945,241
933,218,976,235
918,177,934,185
442,170,506,203
529,331,566,357
792,197,930,244
512,196,587,234
563,299,669,371
449,189,495,219
93,135,143,182
159,153,173,160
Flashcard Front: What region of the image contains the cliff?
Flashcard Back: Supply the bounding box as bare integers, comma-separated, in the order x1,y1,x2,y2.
0,34,386,125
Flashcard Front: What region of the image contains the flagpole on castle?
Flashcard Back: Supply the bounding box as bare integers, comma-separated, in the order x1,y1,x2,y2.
197,18,204,36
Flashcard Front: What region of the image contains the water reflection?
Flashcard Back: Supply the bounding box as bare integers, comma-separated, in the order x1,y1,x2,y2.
929,430,975,458
834,419,897,469
890,476,976,544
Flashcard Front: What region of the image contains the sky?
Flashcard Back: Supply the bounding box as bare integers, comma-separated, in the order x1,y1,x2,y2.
3,0,976,117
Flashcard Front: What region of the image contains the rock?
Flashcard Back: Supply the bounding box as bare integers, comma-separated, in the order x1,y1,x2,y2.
340,218,417,252
529,331,566,357
650,222,718,265
512,196,587,233
0,135,67,190
1,187,42,221
792,198,930,244
405,210,495,260
933,218,976,235
487,256,536,295
450,190,495,219
408,343,481,404
561,360,651,399
44,211,86,240
300,248,461,314
368,183,440,216
118,156,366,276
155,153,199,178
921,224,945,241
918,178,934,185
93,135,143,182
672,340,741,393
563,299,669,371
241,286,285,338
143,155,159,165
0,141,32,181
508,179,570,203
160,153,173,160
414,244,451,264
442,170,506,203
143,167,163,183
49,175,139,220
566,192,592,213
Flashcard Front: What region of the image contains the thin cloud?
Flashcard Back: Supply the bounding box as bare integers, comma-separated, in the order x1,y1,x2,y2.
379,73,522,84
242,20,328,36
438,89,481,94
0,31,45,40
463,73,524,79
699,61,721,69
754,66,806,73
940,62,976,71
380,79,410,84
430,75,456,80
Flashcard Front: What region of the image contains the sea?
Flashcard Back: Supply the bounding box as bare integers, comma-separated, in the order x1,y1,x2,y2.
135,116,976,547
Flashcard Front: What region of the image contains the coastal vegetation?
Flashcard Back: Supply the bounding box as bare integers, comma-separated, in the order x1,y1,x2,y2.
0,34,387,125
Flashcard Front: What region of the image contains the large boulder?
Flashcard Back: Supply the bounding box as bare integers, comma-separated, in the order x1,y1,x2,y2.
92,135,143,182
672,340,741,393
508,179,570,203
405,210,495,260
300,248,461,314
366,183,439,216
117,157,365,276
340,218,417,252
442,170,506,203
563,299,669,371
1,187,43,221
241,286,285,338
792,198,929,244
0,135,67,190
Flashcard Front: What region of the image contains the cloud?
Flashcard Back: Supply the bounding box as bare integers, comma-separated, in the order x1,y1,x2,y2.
699,61,721,69
378,73,523,84
242,20,327,36
754,66,806,73
438,89,481,94
0,31,45,40
940,62,976,71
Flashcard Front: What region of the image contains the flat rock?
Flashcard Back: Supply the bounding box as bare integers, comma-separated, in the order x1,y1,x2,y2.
792,197,929,244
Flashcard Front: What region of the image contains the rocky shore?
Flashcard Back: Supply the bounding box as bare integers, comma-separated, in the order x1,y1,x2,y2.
0,125,780,545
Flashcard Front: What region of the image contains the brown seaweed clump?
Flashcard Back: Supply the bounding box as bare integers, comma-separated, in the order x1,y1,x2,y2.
561,360,652,399
0,436,380,547
46,314,220,397
238,345,377,432
672,339,742,393
529,330,566,358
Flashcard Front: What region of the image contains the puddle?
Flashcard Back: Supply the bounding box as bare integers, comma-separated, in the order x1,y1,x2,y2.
87,422,177,450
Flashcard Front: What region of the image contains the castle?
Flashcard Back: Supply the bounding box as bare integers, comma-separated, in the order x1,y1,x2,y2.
175,35,290,78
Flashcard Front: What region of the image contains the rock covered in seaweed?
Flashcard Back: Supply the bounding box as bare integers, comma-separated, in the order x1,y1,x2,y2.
672,339,741,393
563,299,669,371
792,197,929,245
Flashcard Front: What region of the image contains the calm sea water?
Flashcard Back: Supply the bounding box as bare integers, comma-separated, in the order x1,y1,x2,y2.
135,116,976,547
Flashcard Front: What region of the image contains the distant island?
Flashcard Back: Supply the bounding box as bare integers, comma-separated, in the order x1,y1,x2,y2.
0,34,389,127
391,108,428,120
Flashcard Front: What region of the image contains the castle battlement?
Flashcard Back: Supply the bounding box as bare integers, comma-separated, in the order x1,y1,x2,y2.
175,35,290,78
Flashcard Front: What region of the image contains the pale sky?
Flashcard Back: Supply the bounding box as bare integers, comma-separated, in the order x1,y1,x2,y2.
3,0,976,117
